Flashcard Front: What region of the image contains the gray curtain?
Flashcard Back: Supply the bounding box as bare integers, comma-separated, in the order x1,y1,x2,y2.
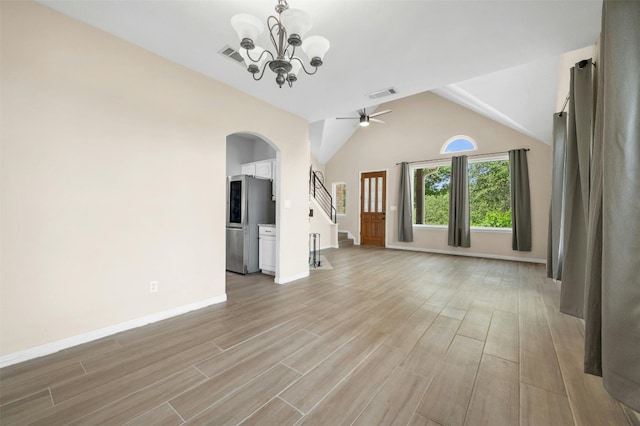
447,156,470,247
559,60,594,319
547,114,567,279
509,149,532,251
398,162,413,242
584,34,604,377
597,0,640,411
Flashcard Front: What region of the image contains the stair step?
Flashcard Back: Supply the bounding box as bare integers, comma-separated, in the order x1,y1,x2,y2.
338,231,353,248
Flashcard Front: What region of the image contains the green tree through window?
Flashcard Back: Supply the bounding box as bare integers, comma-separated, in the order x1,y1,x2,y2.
413,166,451,225
413,159,511,228
469,160,511,228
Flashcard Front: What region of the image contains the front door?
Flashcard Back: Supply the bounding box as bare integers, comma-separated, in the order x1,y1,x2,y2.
360,171,386,246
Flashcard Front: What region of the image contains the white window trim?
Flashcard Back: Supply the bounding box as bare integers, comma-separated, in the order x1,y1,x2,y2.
470,226,512,233
440,135,478,154
412,224,512,233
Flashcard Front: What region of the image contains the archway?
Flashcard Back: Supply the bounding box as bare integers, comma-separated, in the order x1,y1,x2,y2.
225,132,281,288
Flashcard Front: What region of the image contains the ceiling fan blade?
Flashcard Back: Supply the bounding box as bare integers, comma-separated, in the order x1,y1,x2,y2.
336,117,360,120
370,118,385,124
369,109,391,118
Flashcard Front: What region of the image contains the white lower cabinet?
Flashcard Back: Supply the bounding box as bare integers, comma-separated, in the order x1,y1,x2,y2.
259,225,276,275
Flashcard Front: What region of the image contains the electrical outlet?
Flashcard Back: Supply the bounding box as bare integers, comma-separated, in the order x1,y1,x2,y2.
150,281,158,293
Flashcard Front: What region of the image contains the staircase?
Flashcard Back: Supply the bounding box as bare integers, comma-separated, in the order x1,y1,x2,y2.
311,169,352,250
309,170,336,222
338,231,354,248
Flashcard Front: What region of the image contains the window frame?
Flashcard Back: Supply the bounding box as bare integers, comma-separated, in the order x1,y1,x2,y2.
332,182,347,216
410,159,450,229
440,135,478,155
410,153,511,232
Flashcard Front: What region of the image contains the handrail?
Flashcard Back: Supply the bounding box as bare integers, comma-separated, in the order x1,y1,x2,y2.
309,170,336,223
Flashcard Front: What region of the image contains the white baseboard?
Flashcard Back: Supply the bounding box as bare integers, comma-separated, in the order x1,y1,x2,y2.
275,270,309,285
386,244,546,264
0,294,227,368
312,244,338,250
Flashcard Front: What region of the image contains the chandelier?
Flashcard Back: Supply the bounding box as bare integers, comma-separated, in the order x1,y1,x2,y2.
230,0,330,88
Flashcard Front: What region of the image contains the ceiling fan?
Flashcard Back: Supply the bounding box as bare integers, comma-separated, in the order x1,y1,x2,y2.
336,108,392,127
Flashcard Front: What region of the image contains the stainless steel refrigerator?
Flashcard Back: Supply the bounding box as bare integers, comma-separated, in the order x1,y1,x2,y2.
226,175,275,274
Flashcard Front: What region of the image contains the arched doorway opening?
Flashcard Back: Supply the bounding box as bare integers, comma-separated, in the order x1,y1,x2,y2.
225,132,280,289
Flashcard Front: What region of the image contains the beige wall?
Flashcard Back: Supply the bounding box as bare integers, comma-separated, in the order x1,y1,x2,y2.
0,1,310,358
310,154,325,176
309,198,338,250
325,92,551,261
556,45,598,111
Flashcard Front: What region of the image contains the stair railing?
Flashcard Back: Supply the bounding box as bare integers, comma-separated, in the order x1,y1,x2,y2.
310,170,337,223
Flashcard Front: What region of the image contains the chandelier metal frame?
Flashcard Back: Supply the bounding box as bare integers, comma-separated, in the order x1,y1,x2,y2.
231,0,329,88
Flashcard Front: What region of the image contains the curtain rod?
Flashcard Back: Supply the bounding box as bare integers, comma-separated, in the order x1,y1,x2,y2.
395,149,529,166
558,93,570,117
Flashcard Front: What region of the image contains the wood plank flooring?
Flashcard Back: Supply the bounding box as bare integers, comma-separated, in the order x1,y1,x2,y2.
0,246,635,425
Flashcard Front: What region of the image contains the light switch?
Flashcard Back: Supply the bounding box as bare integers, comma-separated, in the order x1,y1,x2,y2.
284,200,291,209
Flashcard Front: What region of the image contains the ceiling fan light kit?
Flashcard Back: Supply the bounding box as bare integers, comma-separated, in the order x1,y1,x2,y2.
337,108,392,127
230,0,330,88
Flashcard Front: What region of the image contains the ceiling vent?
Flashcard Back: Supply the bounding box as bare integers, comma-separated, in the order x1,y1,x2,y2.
219,45,245,66
367,87,398,99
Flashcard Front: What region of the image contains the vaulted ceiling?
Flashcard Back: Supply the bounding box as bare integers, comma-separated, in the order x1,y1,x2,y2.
39,0,602,162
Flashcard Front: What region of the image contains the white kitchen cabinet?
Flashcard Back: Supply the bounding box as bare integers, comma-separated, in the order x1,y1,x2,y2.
259,224,276,275
241,163,256,176
241,159,276,200
240,159,273,179
255,161,272,179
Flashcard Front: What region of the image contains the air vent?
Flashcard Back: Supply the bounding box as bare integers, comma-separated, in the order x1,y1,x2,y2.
367,87,398,99
219,45,245,65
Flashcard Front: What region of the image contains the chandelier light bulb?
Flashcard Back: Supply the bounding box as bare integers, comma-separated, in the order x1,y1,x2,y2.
231,14,264,49
280,8,312,46
302,35,330,65
238,45,267,73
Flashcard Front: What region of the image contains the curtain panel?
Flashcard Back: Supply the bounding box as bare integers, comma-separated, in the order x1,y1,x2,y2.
584,35,604,377
398,162,414,242
547,113,567,279
509,149,532,251
559,61,594,319
447,156,470,247
597,0,640,411
549,0,640,411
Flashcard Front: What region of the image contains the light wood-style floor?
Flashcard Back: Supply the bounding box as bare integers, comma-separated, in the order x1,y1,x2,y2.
1,246,638,425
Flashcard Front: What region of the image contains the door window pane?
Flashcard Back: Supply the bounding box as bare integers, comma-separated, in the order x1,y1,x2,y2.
363,178,369,213
377,177,383,212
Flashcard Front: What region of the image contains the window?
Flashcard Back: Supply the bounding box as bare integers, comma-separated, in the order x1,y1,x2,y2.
333,182,346,215
468,159,511,228
440,135,477,154
413,165,451,225
412,157,511,228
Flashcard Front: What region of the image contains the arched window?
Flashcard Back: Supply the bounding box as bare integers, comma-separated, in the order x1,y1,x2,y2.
440,135,477,154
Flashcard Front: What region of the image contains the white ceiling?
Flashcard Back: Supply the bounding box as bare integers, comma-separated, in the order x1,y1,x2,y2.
39,0,602,161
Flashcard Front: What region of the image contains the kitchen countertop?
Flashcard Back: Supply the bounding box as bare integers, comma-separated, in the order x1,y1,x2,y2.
258,224,276,228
